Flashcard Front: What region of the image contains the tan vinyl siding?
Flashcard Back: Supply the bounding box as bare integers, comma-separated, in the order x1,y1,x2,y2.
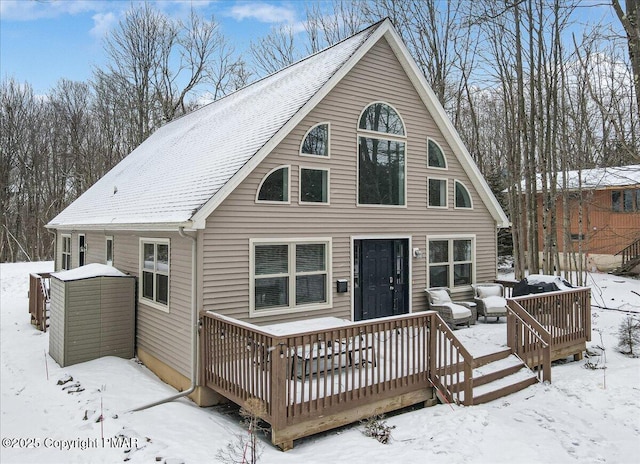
52,230,194,377
202,37,498,325
112,231,194,377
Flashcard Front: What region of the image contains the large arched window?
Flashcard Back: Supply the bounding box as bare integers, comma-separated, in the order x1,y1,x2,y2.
428,139,447,169
359,102,405,135
256,166,290,203
357,102,406,206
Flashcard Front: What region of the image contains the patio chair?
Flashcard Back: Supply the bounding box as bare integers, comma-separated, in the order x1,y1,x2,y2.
472,283,508,322
425,287,473,329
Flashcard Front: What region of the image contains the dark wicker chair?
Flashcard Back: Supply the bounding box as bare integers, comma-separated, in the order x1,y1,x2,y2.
425,287,474,329
472,283,508,322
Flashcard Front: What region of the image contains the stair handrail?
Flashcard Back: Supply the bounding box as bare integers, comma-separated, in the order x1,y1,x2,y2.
429,313,475,406
614,238,640,264
506,300,552,382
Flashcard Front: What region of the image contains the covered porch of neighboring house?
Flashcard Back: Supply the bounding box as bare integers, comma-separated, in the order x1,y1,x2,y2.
200,285,591,451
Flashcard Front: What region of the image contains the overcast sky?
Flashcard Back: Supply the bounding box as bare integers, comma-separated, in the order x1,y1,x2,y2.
0,0,309,94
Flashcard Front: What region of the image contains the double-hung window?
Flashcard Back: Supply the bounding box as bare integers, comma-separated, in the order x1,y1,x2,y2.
428,237,474,288
251,239,331,316
61,234,71,270
140,239,170,311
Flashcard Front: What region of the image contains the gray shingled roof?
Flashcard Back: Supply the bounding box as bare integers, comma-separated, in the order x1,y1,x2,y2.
48,23,380,228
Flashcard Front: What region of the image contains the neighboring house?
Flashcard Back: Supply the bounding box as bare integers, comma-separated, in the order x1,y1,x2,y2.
532,165,640,272
46,19,509,404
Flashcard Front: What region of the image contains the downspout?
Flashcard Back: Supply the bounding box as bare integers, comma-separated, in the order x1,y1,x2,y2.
130,226,198,412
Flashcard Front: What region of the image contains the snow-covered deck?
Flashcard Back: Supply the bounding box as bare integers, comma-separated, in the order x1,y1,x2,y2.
201,286,591,450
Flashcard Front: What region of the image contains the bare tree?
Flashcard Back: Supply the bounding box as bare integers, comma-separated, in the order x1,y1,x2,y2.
249,25,299,75
99,2,241,147
612,0,640,123
305,0,366,53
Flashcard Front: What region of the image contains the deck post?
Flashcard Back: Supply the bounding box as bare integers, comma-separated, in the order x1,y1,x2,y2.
463,361,473,406
542,344,551,382
428,313,436,386
269,336,292,451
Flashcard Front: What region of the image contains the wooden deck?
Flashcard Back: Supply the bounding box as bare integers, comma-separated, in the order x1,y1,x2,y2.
201,286,592,450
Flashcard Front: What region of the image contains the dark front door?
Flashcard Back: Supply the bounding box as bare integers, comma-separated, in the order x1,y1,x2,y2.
354,239,409,321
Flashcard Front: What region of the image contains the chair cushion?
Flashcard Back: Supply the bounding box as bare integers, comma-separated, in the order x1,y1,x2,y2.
430,289,451,304
444,303,472,319
477,285,502,298
483,296,507,313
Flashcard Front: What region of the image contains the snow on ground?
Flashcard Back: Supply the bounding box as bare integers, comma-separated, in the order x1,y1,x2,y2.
1,262,639,464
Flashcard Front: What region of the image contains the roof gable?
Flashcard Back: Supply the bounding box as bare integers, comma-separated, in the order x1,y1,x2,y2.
48,22,380,229
48,19,509,230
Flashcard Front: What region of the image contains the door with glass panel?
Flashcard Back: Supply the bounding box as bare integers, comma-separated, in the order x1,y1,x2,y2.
354,239,408,321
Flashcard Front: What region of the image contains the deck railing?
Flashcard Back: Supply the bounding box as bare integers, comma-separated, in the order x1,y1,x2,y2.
429,315,474,406
201,311,441,449
28,272,51,332
506,300,551,382
201,286,591,449
510,287,591,346
615,237,640,264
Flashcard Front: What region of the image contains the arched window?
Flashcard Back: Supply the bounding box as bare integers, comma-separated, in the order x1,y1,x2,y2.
357,102,406,206
428,139,447,168
301,123,329,157
257,166,290,203
455,180,473,209
359,102,405,135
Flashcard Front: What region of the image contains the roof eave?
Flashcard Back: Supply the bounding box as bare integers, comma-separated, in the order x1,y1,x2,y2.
45,221,196,232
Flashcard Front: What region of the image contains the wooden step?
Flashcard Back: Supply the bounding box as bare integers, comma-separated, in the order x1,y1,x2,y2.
471,373,538,405
435,354,539,405
445,354,526,392
473,348,512,368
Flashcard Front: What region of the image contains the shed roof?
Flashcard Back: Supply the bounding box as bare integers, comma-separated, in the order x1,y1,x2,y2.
52,263,129,281
47,19,509,230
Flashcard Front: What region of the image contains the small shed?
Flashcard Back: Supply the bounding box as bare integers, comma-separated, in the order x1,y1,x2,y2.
49,263,135,367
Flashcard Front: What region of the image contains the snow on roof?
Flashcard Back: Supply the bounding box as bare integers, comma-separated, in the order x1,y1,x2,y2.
52,263,129,281
47,23,380,228
533,165,640,191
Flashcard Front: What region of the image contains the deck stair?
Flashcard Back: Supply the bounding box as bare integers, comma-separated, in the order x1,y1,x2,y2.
435,348,539,406
611,238,640,276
